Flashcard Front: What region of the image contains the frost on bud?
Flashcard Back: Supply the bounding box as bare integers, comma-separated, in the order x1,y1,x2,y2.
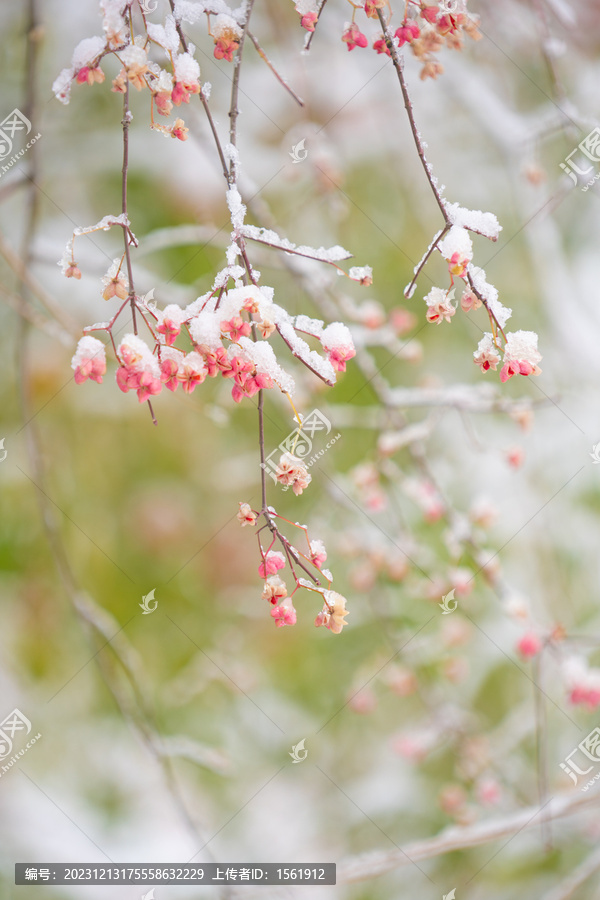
349,265,373,286
275,452,312,495
71,336,106,385
309,539,327,569
473,333,501,372
65,264,82,279
322,322,356,373
424,286,456,324
237,502,257,527
262,575,287,604
500,331,542,383
212,15,242,62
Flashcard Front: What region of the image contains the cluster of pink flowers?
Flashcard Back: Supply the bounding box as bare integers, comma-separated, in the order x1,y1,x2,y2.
296,1,481,80
419,223,542,385
71,336,107,385
237,503,349,633
473,331,542,384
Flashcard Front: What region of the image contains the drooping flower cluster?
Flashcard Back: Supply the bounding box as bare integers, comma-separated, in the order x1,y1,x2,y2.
237,505,349,633
413,214,542,384
294,0,481,80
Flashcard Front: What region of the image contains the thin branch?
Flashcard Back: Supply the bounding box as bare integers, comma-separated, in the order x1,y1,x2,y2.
168,0,230,181
275,324,336,386
247,30,304,107
228,0,255,167
376,9,448,221
337,791,598,884
404,224,449,299
304,0,329,51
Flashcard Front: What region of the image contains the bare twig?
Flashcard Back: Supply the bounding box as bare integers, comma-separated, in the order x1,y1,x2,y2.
247,30,304,107
338,791,599,884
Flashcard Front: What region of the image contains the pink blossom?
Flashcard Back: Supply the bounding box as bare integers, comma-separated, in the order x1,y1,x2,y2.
461,289,481,312
437,13,463,35
72,336,106,385
270,603,297,628
425,286,456,324
328,346,356,373
342,23,368,51
447,251,469,277
570,686,600,710
373,36,391,56
171,118,189,141
178,353,208,394
221,316,252,342
517,632,542,658
237,502,258,527
420,5,439,24
154,91,172,116
300,12,318,31
160,357,180,391
258,550,286,579
200,346,229,377
157,317,181,346
310,539,327,569
214,36,240,61
262,575,287,604
171,80,200,106
76,66,105,86
364,0,386,18
473,334,501,372
136,371,162,403
395,21,420,46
